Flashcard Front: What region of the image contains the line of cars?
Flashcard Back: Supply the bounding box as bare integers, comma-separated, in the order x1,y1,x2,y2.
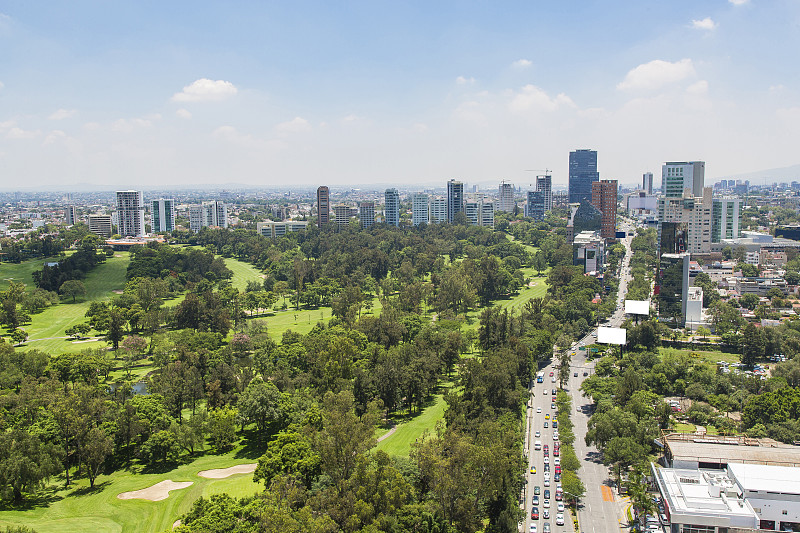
530,386,565,533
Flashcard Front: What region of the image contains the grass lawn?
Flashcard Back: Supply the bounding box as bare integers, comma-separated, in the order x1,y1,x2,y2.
223,257,265,291
0,450,261,533
660,347,740,365
496,274,548,311
13,253,131,354
673,422,696,433
376,383,452,457
0,258,51,291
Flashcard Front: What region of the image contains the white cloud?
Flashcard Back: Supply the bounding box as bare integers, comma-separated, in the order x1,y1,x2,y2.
691,17,717,30
5,127,41,140
48,109,77,120
275,117,311,134
686,80,709,95
509,85,575,113
175,108,192,119
456,76,475,85
617,58,695,91
512,59,532,68
171,78,238,102
729,0,749,5
112,115,159,132
43,130,67,145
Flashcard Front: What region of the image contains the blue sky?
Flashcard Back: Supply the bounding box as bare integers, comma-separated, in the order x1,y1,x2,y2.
1,1,799,190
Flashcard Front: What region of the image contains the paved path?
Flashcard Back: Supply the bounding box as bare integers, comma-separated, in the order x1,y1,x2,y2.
377,424,398,443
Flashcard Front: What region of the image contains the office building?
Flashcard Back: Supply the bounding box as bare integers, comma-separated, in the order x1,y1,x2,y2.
657,252,691,326
480,202,494,228
526,190,545,221
447,179,464,223
65,205,78,226
317,186,330,227
497,181,514,213
430,197,447,224
256,221,308,238
711,197,741,243
151,198,176,233
536,174,553,212
626,191,658,219
359,201,375,229
568,149,599,204
116,190,146,237
658,188,713,254
384,188,400,227
662,161,705,198
88,214,112,238
412,193,429,226
189,201,228,232
333,205,352,231
591,179,618,240
643,172,654,195
573,231,605,274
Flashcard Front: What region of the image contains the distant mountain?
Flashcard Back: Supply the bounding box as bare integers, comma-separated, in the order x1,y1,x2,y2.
716,163,800,183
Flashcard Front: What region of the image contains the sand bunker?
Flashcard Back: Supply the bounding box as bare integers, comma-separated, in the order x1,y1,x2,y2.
117,480,193,501
197,463,257,479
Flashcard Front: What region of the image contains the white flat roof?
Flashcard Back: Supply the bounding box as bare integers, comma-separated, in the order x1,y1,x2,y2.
728,463,800,495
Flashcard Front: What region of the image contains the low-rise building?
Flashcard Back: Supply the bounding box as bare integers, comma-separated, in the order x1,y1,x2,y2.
573,231,604,273
256,221,308,238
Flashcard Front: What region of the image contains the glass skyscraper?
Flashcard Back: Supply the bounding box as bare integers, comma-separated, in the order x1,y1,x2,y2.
568,149,599,204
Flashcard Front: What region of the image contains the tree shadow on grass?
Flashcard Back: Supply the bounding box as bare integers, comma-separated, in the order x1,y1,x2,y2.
0,485,63,511
235,427,272,460
140,460,182,476
66,480,112,498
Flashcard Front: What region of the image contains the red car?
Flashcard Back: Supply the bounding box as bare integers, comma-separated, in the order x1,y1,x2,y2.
555,466,561,474
549,371,554,377
531,507,540,520
553,448,559,456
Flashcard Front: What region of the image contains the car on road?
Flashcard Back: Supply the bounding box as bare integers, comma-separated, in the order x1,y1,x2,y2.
553,447,559,456
531,507,539,520
555,488,562,501
552,421,558,428
544,456,549,464
537,407,542,413
544,489,550,499
583,371,588,376
557,502,565,512
549,371,554,377
532,495,539,505
555,466,561,474
543,509,550,519
551,403,556,409
543,499,550,508
544,478,550,487
535,430,541,437
552,389,557,395
554,458,560,465
556,513,565,526
530,525,537,533
534,485,540,495
545,414,550,420
544,421,549,428
553,473,560,482
543,522,551,533
553,432,559,440
543,464,550,472
531,466,536,474
551,377,556,383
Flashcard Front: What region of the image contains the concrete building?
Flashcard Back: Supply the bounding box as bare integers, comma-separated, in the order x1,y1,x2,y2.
727,463,800,531
412,193,429,226
663,433,800,470
116,190,146,237
359,201,375,229
591,179,618,240
573,231,604,273
658,188,713,254
497,181,514,213
536,174,553,212
447,179,464,223
662,161,705,198
735,278,789,297
65,205,78,225
316,186,330,227
189,201,227,232
464,201,479,226
712,198,741,243
643,172,654,195
526,190,545,221
430,197,447,224
658,252,691,326
569,149,599,204
685,286,704,330
480,201,495,228
627,191,658,218
384,188,400,227
151,198,176,233
256,220,308,238
333,205,352,231
88,214,112,238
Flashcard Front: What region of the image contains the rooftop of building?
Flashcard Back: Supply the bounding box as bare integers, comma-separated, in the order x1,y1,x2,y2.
665,433,800,467
653,465,757,520
727,463,800,495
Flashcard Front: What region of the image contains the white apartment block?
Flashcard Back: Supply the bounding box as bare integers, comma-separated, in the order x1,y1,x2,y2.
662,161,705,198
151,198,176,233
116,190,146,237
412,193,429,226
430,197,447,224
497,182,514,213
658,187,713,254
189,201,228,232
256,220,308,238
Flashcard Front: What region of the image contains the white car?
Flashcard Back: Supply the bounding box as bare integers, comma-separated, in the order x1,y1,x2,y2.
537,407,542,413
554,458,560,465
535,430,541,437
544,478,550,487
557,502,565,512
544,456,550,464
556,514,565,526
543,509,550,519
543,499,550,508
551,377,556,383
530,526,537,533
553,433,559,441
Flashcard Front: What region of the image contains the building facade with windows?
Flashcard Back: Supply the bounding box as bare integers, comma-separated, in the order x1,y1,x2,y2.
65,205,78,225
151,198,176,233
256,221,308,238
384,188,400,227
712,198,741,243
526,190,545,220
88,214,112,238
643,172,654,195
568,149,599,204
359,201,375,229
189,200,228,232
316,186,330,227
497,182,514,213
662,161,705,198
536,174,553,213
116,190,146,237
430,197,447,224
447,179,464,223
412,193,429,225
591,179,618,240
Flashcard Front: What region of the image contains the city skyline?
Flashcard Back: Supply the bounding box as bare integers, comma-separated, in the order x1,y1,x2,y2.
2,1,800,190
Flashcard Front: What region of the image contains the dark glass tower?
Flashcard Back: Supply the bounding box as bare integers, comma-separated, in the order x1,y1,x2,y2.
568,149,599,204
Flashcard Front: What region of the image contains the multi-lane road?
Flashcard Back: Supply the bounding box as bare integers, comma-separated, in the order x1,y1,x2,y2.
523,221,637,533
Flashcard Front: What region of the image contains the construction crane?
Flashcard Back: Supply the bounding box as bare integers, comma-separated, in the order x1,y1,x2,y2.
524,169,552,187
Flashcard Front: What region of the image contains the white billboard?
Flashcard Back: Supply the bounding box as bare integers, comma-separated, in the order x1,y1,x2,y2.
625,300,650,316
597,326,627,345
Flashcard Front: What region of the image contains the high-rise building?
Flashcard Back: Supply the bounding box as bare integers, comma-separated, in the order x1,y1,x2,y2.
151,198,176,233
447,179,464,223
359,201,375,229
116,190,146,237
480,202,495,228
65,205,78,225
88,214,112,238
316,186,330,227
657,188,713,254
712,197,741,243
333,205,352,231
536,174,552,212
591,179,618,240
189,201,227,232
498,182,514,213
569,149,599,204
657,252,691,326
430,197,447,224
662,161,705,198
384,188,400,227
464,201,479,226
643,172,654,195
412,193,429,226
526,191,545,221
